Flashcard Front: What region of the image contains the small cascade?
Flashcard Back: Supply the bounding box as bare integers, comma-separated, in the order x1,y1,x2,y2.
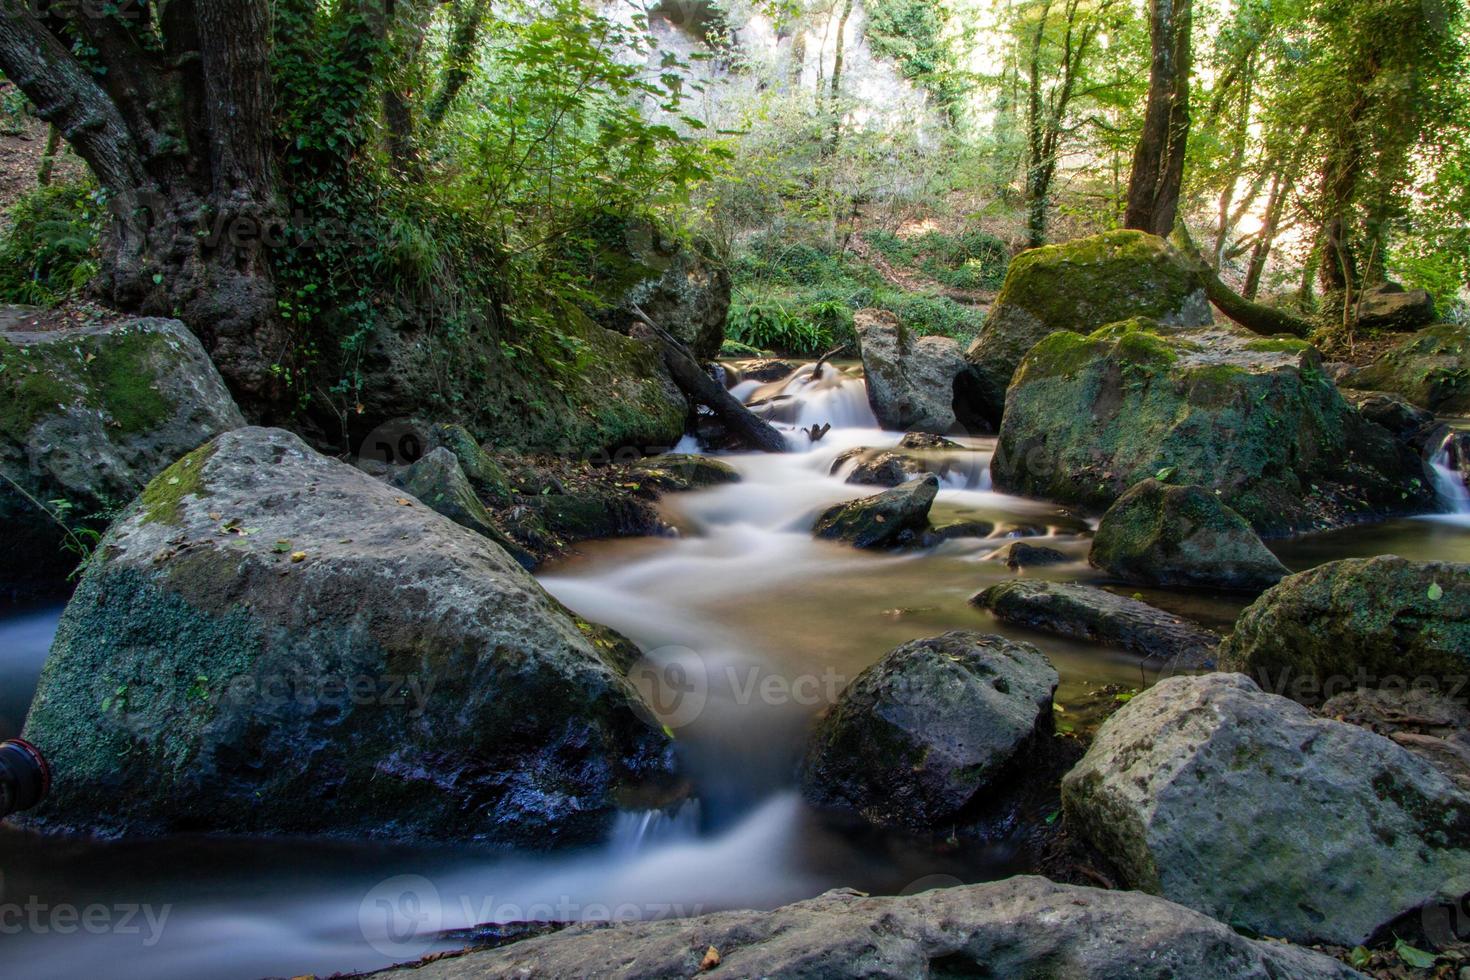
1429,431,1470,513
608,800,702,855
739,363,877,434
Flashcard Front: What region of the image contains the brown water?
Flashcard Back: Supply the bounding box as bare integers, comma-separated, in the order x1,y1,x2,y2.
0,362,1465,979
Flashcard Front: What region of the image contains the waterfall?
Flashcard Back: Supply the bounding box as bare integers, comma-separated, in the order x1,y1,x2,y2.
608,800,702,855
1428,432,1470,513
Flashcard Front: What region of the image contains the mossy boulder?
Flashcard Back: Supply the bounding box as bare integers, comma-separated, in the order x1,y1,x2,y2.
340,304,688,462
389,447,533,568
1341,323,1470,414
1090,479,1288,591
854,308,969,434
1062,673,1470,946
958,231,1211,427
800,631,1057,828
424,422,514,507
1220,556,1470,703
625,453,740,492
21,427,676,844
593,222,731,360
0,311,244,592
812,475,938,549
992,320,1434,536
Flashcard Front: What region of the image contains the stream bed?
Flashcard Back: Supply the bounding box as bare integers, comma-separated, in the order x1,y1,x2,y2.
1,363,1467,979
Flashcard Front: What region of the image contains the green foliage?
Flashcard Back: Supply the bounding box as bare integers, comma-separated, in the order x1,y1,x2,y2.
727,300,828,355
0,180,101,306
864,0,967,112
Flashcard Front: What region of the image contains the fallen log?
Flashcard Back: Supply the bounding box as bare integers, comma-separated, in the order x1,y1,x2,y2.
629,305,789,454
1172,224,1311,339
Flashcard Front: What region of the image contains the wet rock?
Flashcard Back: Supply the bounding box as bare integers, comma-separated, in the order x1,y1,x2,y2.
898,431,963,450
626,453,740,492
1342,390,1443,456
21,427,675,843
992,541,1070,570
1321,687,1470,793
855,309,968,434
992,319,1434,536
1090,479,1288,591
737,359,796,384
812,475,938,550
830,447,915,486
1062,673,1470,946
958,231,1212,428
1221,556,1470,703
801,631,1058,828
972,580,1219,668
1341,323,1470,414
0,313,244,592
512,489,669,554
1355,282,1436,333
385,876,1361,980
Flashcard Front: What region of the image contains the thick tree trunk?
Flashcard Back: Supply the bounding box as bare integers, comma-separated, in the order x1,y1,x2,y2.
1124,0,1193,237
1173,224,1309,337
0,0,288,412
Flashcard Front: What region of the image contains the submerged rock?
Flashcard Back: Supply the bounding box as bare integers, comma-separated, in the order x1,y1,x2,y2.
992,541,1070,570
898,431,963,450
973,580,1219,668
1341,323,1470,414
801,631,1057,828
855,308,968,434
832,447,915,486
1089,479,1288,591
1221,555,1470,702
1062,673,1470,945
958,230,1211,427
21,427,675,843
992,320,1433,536
812,474,938,549
0,312,244,591
384,876,1360,980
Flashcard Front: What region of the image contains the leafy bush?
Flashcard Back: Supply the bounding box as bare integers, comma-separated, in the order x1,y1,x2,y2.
871,289,985,342
0,181,101,306
727,300,830,355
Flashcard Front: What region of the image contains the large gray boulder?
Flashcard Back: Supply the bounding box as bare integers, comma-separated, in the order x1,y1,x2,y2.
812,474,938,549
1355,282,1436,333
604,224,730,359
992,320,1434,536
386,876,1362,979
0,312,244,590
21,427,675,844
855,308,968,434
1221,555,1470,702
1090,479,1288,591
973,579,1220,668
958,231,1211,428
801,631,1057,828
1062,673,1470,945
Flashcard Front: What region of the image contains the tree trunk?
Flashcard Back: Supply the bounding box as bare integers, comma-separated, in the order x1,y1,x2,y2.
0,0,288,413
1022,0,1052,247
1173,224,1309,337
1243,171,1288,299
828,0,854,146
1124,0,1193,236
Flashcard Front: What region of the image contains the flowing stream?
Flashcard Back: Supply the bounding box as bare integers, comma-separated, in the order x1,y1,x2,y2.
1,364,1468,979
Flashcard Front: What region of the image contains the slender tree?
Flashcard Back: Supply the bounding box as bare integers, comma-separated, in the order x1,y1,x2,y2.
1124,0,1192,236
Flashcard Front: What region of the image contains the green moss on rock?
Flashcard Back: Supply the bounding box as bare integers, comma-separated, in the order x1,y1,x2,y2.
139,441,216,526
